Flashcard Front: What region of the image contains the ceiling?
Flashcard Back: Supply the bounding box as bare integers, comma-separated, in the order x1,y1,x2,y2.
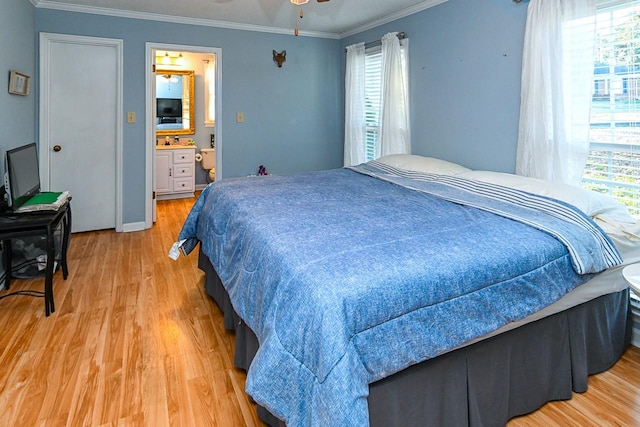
32,0,448,38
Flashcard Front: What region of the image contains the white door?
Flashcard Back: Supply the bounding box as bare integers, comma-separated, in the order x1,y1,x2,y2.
40,33,123,233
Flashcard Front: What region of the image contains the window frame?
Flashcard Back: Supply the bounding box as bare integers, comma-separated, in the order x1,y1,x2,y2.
582,1,640,217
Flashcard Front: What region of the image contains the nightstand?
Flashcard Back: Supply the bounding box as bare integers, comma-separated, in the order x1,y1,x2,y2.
622,263,640,297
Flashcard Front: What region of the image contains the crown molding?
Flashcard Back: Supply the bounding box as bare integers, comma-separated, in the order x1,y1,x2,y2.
32,0,340,39
32,0,448,40
339,0,449,39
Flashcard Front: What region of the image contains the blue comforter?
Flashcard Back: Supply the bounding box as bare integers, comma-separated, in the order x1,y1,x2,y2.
177,163,621,426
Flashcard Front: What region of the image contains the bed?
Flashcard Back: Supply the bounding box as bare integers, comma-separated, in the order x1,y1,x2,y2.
175,155,638,426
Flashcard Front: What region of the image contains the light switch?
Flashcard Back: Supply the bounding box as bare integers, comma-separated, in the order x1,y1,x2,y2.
127,112,136,123
236,112,244,123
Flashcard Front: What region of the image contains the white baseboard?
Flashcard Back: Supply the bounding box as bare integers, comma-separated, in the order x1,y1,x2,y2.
122,221,147,232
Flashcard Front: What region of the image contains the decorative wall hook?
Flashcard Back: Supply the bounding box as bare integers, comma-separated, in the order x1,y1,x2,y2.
273,50,286,68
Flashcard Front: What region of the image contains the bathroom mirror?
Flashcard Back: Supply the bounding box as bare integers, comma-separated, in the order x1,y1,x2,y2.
155,69,195,136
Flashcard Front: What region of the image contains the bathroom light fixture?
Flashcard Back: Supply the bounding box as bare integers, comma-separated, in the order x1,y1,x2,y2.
155,51,184,67
290,0,309,4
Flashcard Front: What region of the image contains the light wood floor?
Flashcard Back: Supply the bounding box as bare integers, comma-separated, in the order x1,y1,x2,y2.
0,196,638,426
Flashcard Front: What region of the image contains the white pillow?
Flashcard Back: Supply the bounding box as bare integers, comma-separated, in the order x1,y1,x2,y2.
456,170,635,223
376,154,471,176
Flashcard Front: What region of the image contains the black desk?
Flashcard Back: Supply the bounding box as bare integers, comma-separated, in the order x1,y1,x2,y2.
0,201,72,316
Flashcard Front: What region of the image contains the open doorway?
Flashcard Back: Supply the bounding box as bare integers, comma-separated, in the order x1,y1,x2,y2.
144,43,222,227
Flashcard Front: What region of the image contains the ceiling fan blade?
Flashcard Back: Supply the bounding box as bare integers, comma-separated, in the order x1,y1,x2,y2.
317,0,330,2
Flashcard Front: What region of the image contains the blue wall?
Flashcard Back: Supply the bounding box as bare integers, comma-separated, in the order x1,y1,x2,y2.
0,1,36,180
342,0,528,173
3,0,530,227
35,10,344,225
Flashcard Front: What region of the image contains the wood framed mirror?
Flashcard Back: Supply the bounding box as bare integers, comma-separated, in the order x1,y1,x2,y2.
155,69,195,136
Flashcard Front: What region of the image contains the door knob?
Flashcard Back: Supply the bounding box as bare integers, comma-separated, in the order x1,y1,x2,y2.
53,145,62,152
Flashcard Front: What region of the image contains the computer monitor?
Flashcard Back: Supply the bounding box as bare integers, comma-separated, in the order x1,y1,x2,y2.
4,143,41,210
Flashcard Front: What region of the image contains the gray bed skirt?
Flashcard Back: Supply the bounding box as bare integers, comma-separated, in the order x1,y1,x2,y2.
198,249,632,426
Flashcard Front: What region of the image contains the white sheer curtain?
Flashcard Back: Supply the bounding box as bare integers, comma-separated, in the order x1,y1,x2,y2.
204,58,216,126
344,42,366,166
516,0,596,185
380,33,411,157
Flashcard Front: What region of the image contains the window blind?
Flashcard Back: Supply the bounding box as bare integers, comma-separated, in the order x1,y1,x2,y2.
364,47,382,162
582,1,640,216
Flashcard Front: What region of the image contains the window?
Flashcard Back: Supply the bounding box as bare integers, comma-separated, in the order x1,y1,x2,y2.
582,2,640,216
344,33,410,166
204,57,216,127
364,48,382,162
362,39,409,162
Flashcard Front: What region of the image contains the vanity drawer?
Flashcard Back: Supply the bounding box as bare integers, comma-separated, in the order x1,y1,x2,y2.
173,150,194,164
173,164,193,178
173,177,194,192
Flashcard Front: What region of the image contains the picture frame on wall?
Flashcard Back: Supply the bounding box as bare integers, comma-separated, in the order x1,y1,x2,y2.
8,70,30,96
